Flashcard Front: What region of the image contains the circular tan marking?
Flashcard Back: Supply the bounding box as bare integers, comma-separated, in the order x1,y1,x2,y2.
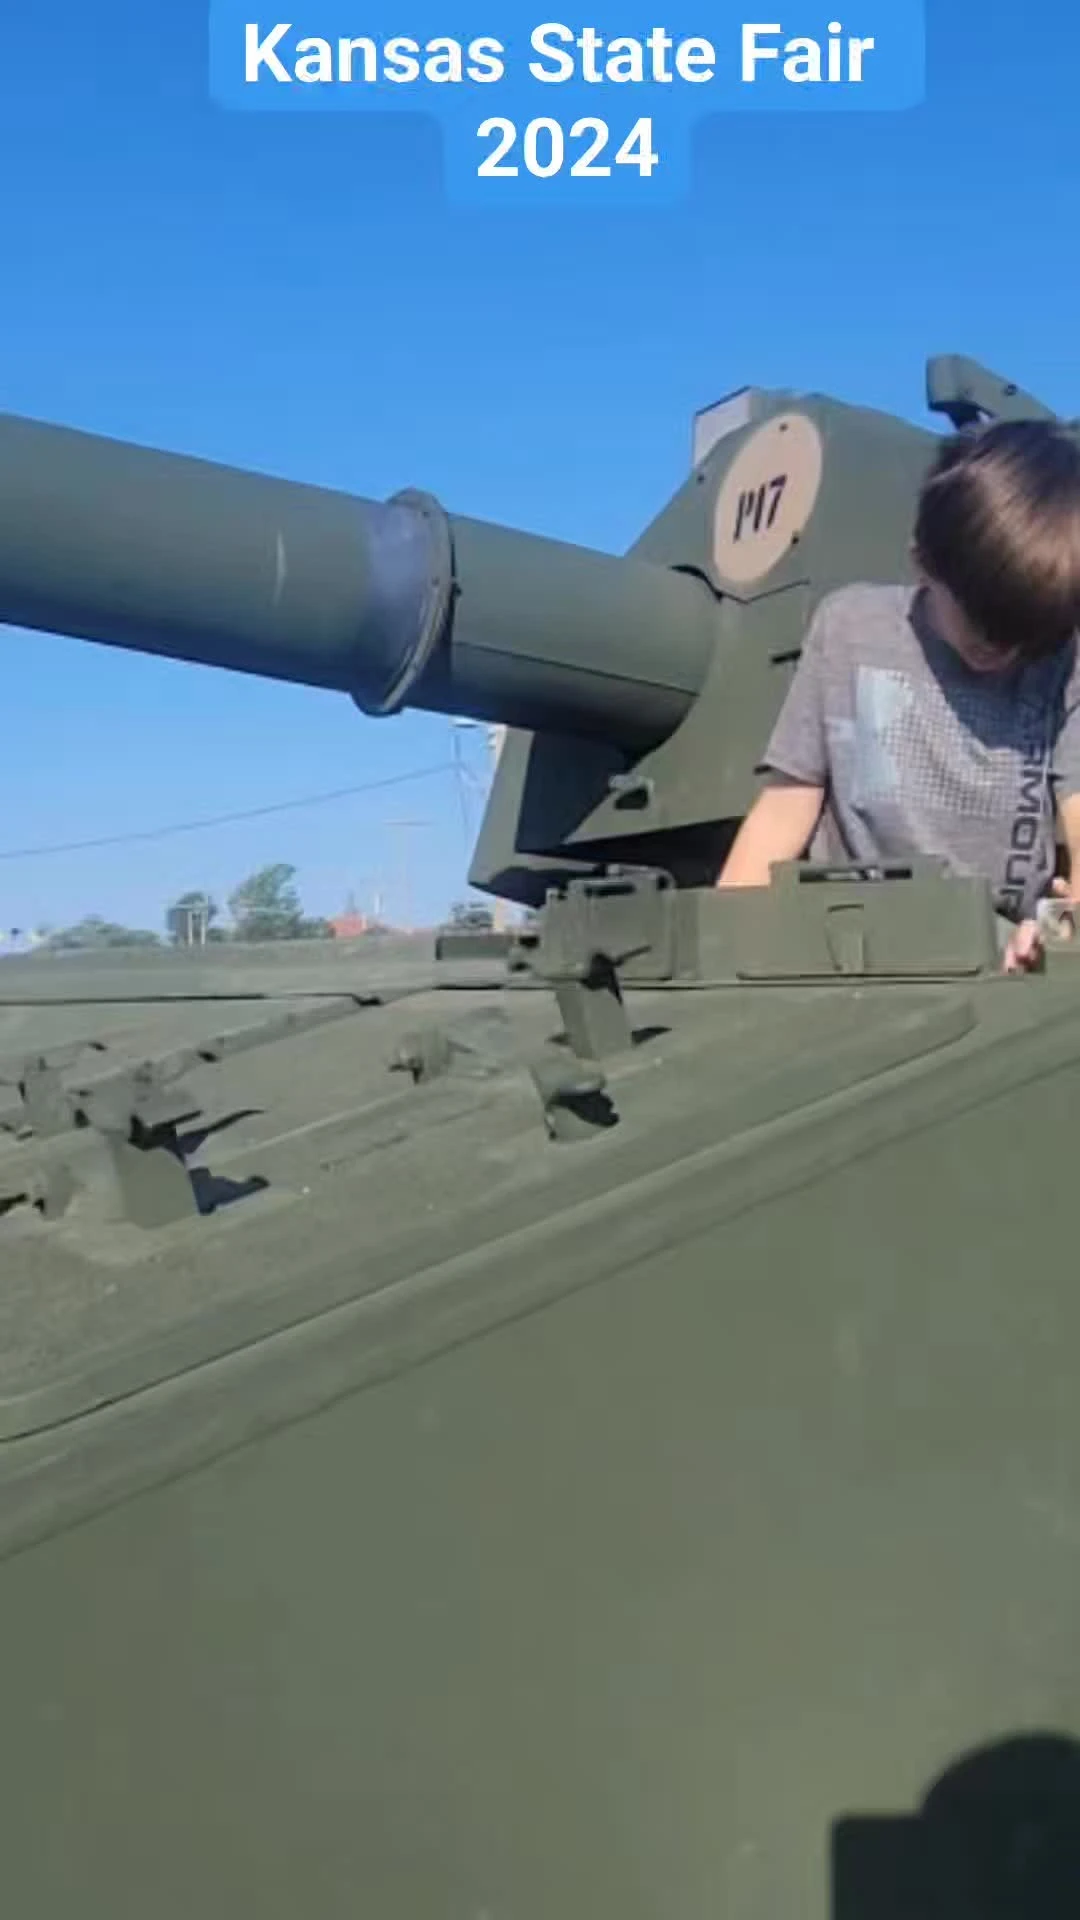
712,412,823,585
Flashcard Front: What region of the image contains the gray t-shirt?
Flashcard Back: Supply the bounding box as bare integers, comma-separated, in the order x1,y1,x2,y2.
761,582,1080,922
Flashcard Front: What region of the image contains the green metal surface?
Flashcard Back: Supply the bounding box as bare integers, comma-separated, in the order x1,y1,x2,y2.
2,354,1079,1915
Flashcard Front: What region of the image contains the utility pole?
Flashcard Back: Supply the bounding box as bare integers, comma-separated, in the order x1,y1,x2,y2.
384,819,426,931
487,726,509,932
450,719,511,930
450,720,473,851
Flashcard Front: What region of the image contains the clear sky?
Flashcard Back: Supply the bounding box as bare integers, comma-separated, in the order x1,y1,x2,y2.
0,2,1076,934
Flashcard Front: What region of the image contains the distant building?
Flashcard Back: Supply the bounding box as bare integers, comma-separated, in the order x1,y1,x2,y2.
328,911,369,940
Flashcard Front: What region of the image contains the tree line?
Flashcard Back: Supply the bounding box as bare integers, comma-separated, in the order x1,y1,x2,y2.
39,863,343,951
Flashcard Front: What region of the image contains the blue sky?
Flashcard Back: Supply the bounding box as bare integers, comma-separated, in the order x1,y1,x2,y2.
0,1,1076,933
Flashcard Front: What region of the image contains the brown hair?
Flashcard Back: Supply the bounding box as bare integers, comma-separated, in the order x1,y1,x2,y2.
913,419,1080,658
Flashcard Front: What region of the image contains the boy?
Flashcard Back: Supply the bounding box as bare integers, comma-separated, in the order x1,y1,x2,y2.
716,418,1080,971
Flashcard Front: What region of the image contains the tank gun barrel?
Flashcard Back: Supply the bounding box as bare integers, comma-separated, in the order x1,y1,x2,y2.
0,412,716,750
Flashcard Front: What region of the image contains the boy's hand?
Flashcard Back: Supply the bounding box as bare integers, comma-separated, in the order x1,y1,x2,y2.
1002,878,1075,973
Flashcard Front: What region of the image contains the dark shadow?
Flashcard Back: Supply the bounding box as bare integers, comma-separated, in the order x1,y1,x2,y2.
175,1106,264,1156
129,1105,201,1142
189,1167,269,1216
832,1732,1080,1918
558,1090,619,1133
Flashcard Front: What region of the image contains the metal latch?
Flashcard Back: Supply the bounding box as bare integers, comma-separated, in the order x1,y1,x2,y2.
537,869,677,983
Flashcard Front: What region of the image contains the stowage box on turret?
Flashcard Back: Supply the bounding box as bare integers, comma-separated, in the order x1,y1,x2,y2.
1,356,1079,1919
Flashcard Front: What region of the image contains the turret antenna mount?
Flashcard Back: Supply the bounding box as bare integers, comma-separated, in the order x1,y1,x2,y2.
926,355,1057,429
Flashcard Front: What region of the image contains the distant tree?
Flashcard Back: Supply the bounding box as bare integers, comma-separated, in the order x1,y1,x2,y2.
228,863,305,941
47,915,161,950
166,890,219,946
110,927,162,948
293,916,334,940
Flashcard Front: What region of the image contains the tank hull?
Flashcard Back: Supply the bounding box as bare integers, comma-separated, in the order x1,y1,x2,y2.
2,961,1078,1918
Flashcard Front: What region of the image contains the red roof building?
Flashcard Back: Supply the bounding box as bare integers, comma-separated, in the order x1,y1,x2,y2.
328,912,369,940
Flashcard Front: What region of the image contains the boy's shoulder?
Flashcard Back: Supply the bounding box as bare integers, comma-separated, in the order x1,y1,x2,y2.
810,580,915,646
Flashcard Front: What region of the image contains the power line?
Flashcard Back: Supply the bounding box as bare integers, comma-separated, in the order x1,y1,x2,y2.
0,762,456,861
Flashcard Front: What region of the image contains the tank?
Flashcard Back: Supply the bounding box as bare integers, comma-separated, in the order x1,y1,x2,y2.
2,353,1080,1918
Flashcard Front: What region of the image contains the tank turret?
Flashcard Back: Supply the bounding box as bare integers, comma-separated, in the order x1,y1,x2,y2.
2,355,1040,903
